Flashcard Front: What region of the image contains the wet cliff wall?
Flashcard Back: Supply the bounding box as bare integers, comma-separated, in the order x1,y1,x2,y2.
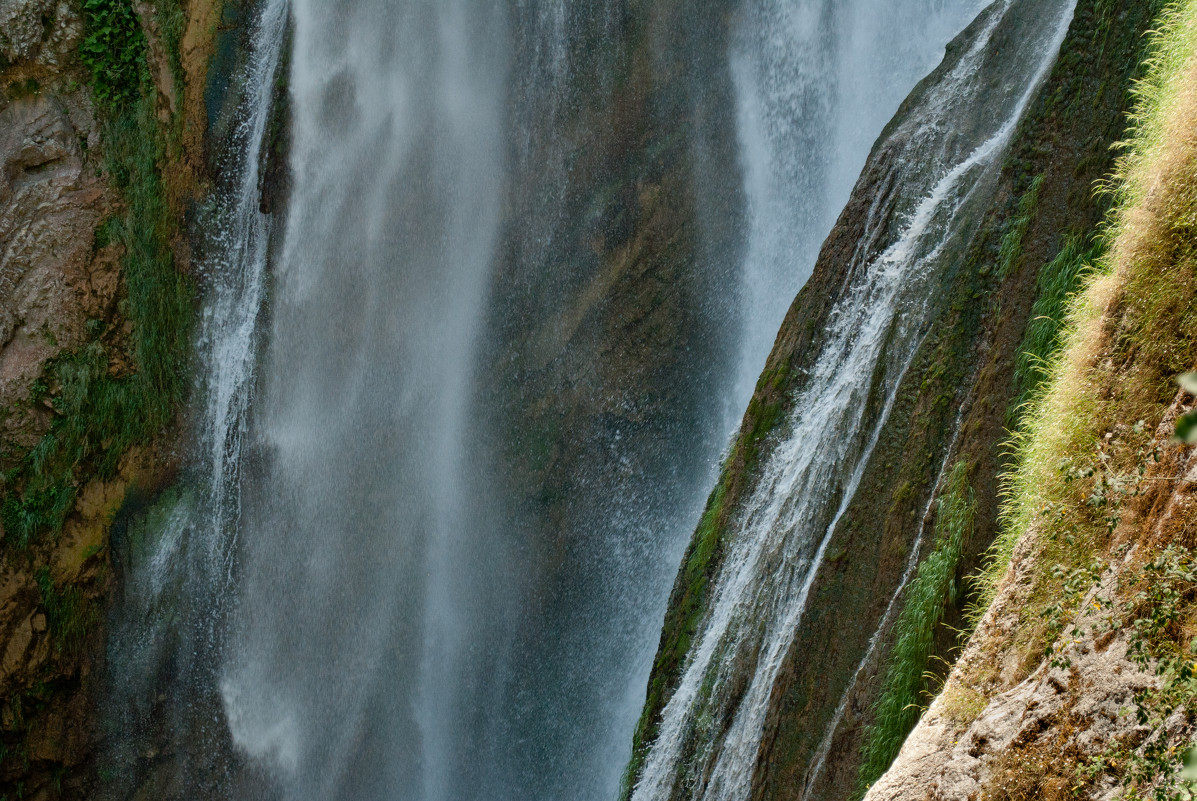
469,1,745,793
0,0,229,795
625,2,1167,799
868,3,1197,796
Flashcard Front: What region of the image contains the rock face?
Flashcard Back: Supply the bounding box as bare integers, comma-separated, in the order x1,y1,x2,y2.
625,2,1166,799
0,92,117,456
759,5,1166,799
0,0,81,68
867,404,1197,801
0,7,119,791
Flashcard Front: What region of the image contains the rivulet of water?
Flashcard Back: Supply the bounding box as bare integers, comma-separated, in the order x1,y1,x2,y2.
727,0,989,416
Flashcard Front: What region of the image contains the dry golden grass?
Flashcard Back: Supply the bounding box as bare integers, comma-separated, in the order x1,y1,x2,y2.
968,0,1197,708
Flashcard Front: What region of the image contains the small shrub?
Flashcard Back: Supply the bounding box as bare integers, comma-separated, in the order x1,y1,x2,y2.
79,0,147,109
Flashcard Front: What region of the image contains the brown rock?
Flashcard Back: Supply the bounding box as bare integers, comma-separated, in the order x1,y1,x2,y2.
0,90,114,460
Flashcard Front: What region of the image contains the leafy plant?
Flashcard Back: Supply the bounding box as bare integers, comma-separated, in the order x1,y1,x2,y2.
78,0,147,109
1174,372,1197,443
1070,546,1197,800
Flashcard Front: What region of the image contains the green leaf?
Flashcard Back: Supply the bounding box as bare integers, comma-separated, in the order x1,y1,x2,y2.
1176,409,1197,444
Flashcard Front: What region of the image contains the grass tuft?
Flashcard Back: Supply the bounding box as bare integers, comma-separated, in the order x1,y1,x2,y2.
996,175,1044,282
34,567,96,660
1008,235,1100,424
856,461,976,797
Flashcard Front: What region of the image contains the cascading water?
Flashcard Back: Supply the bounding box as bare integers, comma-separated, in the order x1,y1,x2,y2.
218,2,511,799
728,0,989,408
628,1,1077,799
102,1,1075,800
100,3,288,794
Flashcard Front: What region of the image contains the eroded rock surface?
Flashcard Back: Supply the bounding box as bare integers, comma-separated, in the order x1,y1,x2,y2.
0,0,81,68
0,91,117,458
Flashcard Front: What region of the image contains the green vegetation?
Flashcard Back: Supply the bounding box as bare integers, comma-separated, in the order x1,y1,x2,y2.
741,363,791,473
34,567,96,660
1,0,193,547
1113,548,1197,800
79,0,147,108
856,462,976,797
1009,235,1099,420
151,0,187,103
995,175,1043,282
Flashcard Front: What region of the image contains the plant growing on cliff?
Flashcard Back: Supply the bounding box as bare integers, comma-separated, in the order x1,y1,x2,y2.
79,0,147,108
34,568,96,660
1009,235,1099,423
995,174,1043,282
1,0,193,547
856,461,976,797
1057,547,1197,801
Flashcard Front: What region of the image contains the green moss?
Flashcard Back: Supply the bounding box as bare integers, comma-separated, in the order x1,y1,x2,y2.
856,461,976,798
5,78,41,101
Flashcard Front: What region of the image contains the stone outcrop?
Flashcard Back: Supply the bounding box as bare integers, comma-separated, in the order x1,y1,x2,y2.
0,1,81,69
0,91,117,458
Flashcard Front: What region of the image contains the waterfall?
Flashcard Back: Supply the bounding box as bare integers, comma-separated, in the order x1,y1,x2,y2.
102,1,1075,799
629,1,1077,799
728,0,989,410
218,2,511,798
99,2,288,795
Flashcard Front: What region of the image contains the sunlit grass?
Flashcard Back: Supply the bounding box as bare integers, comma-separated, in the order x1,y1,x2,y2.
976,0,1197,675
